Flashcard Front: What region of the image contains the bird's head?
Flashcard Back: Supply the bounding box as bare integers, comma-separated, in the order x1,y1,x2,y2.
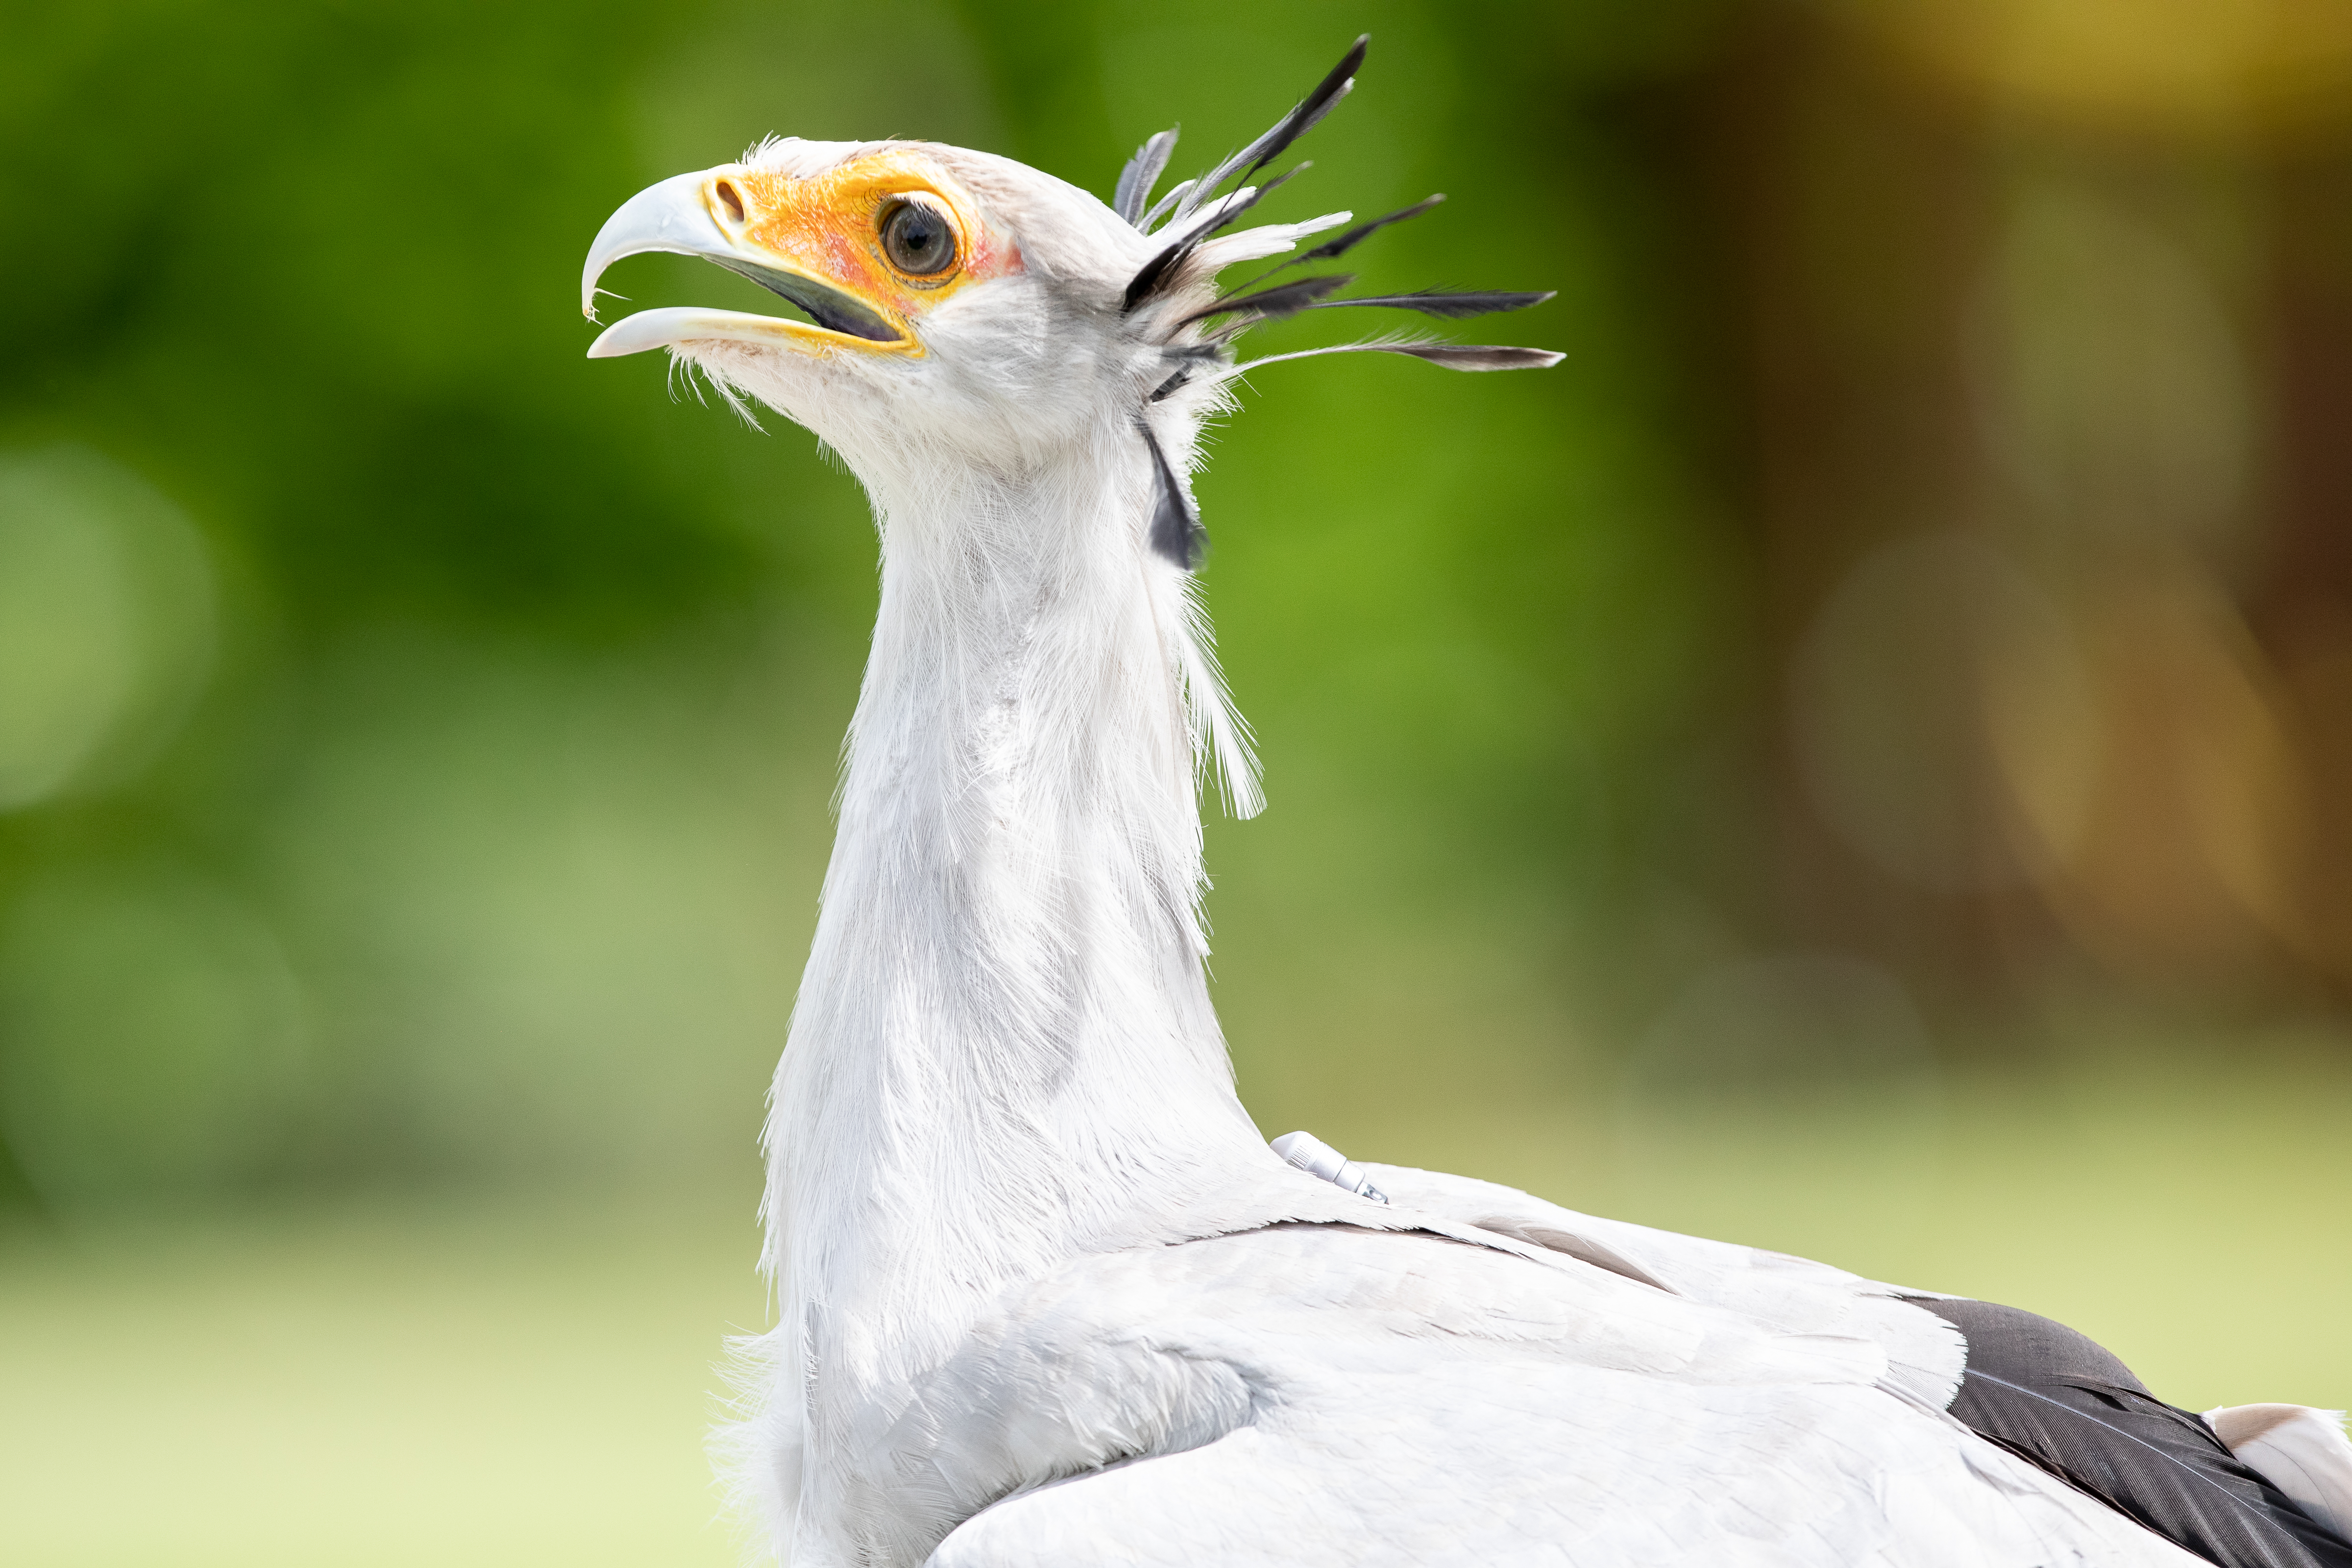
580,38,1561,566
582,139,1167,469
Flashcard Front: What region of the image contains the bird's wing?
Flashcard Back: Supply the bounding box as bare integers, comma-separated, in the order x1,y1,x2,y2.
1362,1161,1968,1411
845,1225,2194,1568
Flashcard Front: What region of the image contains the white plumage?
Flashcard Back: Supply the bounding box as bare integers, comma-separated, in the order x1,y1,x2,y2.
576,61,2343,1568
2207,1407,2352,1543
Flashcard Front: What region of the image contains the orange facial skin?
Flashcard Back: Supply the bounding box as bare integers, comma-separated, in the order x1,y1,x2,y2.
711,150,1023,357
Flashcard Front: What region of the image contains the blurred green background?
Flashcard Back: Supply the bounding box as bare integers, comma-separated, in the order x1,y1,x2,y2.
4,0,2351,1563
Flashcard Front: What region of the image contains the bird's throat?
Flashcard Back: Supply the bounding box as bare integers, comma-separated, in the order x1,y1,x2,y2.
760,441,1267,1372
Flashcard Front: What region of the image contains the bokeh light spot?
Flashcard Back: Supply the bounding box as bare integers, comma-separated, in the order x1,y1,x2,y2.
0,862,306,1208
0,447,216,811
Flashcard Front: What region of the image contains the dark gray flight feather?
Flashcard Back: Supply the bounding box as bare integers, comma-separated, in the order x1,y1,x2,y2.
1178,273,1354,327
1122,163,1306,313
1136,419,1203,567
1959,1373,2352,1568
1171,36,1367,226
1907,1296,2352,1568
1114,129,1179,227
1309,288,1555,319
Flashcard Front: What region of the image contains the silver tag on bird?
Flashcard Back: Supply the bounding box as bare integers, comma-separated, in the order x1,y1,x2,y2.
1270,1130,1389,1204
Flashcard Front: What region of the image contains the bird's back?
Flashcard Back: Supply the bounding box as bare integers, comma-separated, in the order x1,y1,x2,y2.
826,1198,2199,1568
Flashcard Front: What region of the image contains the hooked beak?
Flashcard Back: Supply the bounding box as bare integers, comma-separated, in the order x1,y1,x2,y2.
580,168,914,358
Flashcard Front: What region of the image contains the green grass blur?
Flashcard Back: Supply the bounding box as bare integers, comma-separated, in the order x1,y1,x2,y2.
2,0,2348,1561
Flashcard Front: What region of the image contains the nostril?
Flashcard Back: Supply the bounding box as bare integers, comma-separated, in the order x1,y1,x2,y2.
714,179,746,224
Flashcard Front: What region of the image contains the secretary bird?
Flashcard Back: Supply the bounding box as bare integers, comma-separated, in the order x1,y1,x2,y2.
579,39,2352,1568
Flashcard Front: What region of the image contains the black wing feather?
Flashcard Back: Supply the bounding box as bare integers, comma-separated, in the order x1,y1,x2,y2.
1960,1373,2352,1568
1910,1296,2352,1568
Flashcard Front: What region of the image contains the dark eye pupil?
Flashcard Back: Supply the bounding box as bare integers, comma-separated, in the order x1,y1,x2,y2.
883,204,953,273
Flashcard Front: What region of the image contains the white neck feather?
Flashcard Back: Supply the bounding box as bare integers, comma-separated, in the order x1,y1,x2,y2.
760,416,1266,1414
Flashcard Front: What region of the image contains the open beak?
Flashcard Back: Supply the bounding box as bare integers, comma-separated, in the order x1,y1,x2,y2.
580,168,914,359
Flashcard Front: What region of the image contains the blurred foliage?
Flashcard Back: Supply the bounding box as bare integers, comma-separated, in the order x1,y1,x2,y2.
6,0,2352,1228
0,0,1746,1214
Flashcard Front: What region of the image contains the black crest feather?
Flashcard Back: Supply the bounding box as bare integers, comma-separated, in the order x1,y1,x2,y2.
1136,418,1204,567
1123,33,1563,506
1168,36,1366,227
1240,342,1565,373
1179,273,1354,327
1223,196,1445,302
1311,288,1554,320
1121,164,1305,313
1122,36,1366,313
1297,195,1445,263
1364,342,1564,371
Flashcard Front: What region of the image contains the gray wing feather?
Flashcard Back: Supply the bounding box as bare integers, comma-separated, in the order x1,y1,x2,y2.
1362,1161,1969,1413
867,1225,2196,1568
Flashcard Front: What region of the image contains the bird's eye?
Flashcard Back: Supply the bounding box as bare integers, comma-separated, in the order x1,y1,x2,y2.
880,200,956,276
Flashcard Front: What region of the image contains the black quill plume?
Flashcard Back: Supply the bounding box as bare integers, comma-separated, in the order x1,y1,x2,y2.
1298,194,1445,263
1310,288,1554,319
1239,342,1565,373
1382,343,1563,370
1136,418,1204,567
1225,196,1446,300
1120,34,1562,464
1178,273,1354,327
1123,36,1366,312
1121,163,1306,313
1169,36,1367,226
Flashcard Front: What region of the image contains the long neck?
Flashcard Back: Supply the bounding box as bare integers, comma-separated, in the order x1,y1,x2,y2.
762,428,1265,1380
